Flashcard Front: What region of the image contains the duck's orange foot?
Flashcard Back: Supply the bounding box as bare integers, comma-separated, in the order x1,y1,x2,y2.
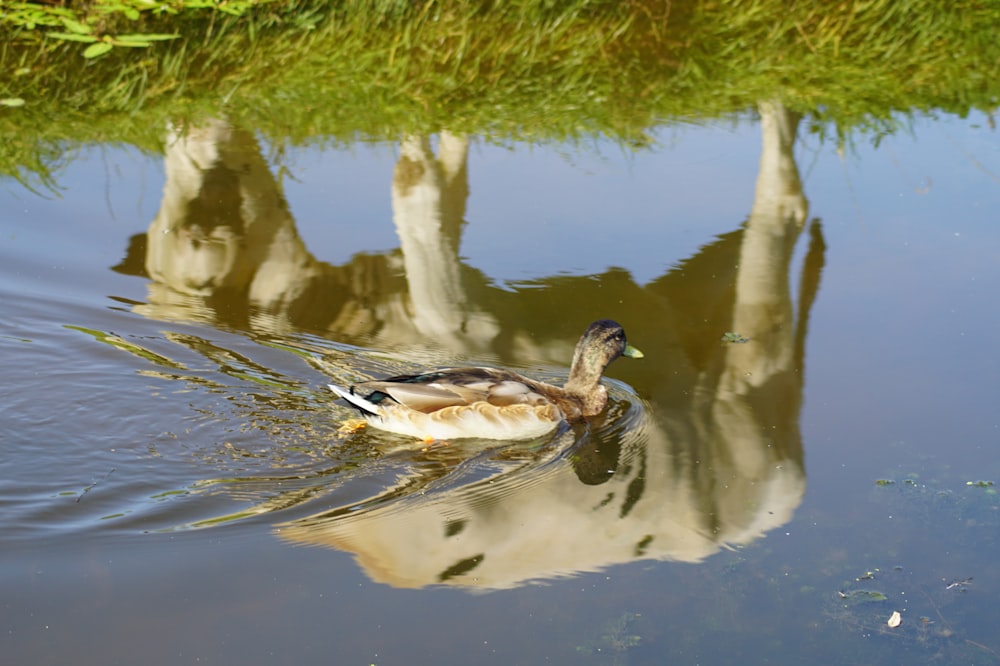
420,435,450,451
337,418,367,437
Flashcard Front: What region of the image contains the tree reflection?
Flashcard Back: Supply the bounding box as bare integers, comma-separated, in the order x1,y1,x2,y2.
117,102,824,588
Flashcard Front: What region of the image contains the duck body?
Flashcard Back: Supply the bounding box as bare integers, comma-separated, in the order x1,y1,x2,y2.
329,320,642,441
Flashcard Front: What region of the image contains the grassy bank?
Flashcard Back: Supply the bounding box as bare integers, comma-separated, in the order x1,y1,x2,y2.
2,0,998,188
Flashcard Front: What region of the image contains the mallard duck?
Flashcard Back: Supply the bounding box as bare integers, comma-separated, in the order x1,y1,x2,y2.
329,319,643,441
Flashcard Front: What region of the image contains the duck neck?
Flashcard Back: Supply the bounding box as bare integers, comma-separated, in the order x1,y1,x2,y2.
564,351,609,415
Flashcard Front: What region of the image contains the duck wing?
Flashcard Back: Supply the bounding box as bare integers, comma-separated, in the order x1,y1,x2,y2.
356,367,558,413
362,382,471,412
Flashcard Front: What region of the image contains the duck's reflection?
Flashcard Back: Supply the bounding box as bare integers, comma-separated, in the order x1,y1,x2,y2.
278,398,804,589
117,102,821,588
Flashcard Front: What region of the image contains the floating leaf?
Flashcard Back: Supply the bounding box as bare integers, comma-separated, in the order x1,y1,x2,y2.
102,6,142,20
838,589,888,604
117,33,180,42
47,32,99,43
83,42,115,58
875,479,895,486
887,610,902,628
110,40,150,49
110,33,178,48
59,17,94,35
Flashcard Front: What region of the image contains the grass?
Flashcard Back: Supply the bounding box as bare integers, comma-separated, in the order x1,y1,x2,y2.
1,0,999,189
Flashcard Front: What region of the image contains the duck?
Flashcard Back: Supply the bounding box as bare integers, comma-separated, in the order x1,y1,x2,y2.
328,319,643,441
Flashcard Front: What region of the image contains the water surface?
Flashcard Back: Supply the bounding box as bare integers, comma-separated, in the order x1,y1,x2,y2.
2,111,999,664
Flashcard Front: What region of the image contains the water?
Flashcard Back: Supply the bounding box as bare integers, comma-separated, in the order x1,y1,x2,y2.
2,110,1000,664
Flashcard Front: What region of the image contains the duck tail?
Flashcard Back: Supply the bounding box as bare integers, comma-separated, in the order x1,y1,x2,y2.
328,384,381,417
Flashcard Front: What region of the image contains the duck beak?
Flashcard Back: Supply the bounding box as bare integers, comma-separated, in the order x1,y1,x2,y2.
623,343,644,359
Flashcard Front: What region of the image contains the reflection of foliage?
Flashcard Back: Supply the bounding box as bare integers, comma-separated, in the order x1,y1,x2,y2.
2,0,1000,188
576,612,643,666
64,324,186,369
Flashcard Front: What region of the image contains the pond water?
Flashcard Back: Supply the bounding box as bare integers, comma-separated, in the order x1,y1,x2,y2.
3,109,1000,665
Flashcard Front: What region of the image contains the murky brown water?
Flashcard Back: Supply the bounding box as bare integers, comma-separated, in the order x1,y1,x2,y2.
3,111,999,664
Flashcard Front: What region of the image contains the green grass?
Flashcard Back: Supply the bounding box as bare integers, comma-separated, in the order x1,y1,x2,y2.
2,0,999,189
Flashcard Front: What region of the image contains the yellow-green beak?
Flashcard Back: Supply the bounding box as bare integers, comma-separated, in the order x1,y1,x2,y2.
623,344,644,359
